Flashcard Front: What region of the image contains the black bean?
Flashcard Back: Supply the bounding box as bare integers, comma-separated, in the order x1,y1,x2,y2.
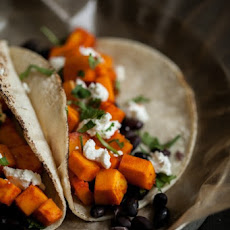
131,216,153,230
21,39,40,52
115,216,131,228
88,179,95,193
151,147,161,152
134,151,149,160
120,129,136,139
154,207,170,229
122,118,143,130
153,193,168,210
122,197,139,217
162,149,171,157
175,151,184,161
39,48,50,59
128,135,141,150
90,205,106,218
111,227,128,230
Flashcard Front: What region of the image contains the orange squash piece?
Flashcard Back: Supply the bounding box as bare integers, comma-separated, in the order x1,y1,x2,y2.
67,106,80,132
63,80,76,101
0,144,16,173
100,102,125,123
11,145,42,173
69,132,90,153
0,118,25,148
69,174,93,205
15,185,48,216
94,169,127,205
0,178,21,206
68,150,100,181
96,75,115,103
118,154,156,190
33,199,63,226
109,153,121,169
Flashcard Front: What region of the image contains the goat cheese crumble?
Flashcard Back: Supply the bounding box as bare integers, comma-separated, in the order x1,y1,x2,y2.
3,167,45,190
79,46,103,62
150,151,172,176
76,78,87,88
78,113,121,139
124,101,149,123
49,56,66,71
88,82,109,102
83,139,111,169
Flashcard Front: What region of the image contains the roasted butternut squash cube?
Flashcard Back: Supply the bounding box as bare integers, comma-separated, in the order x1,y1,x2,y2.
118,154,156,190
0,144,16,171
0,118,25,148
94,169,127,205
67,106,80,132
33,199,63,226
100,102,125,123
63,80,76,101
96,76,115,103
0,178,21,206
109,153,121,169
69,132,90,153
11,145,42,173
70,174,93,205
69,150,100,181
15,185,48,216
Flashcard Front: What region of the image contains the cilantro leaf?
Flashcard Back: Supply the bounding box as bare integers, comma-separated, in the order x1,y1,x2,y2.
163,135,181,149
0,156,9,166
77,70,85,78
105,123,114,132
78,120,96,133
108,139,124,148
78,101,105,121
155,173,176,191
40,26,60,45
96,133,120,155
88,54,100,69
132,95,150,103
79,135,84,152
88,98,101,108
20,64,54,80
71,85,91,99
27,217,45,229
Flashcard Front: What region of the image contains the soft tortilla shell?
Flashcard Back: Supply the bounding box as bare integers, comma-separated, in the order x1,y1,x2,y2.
9,38,197,222
0,40,66,230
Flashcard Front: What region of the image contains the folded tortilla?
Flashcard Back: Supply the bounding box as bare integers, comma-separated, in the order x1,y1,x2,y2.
0,40,66,229
6,38,197,221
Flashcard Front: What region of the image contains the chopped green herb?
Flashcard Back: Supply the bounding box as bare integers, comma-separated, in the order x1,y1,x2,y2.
155,173,176,191
78,120,96,133
141,132,180,151
139,145,150,155
79,135,84,152
132,95,150,103
40,26,60,45
105,123,114,132
88,54,100,69
27,217,45,229
78,101,105,121
108,139,124,148
88,98,101,108
0,155,9,166
77,70,85,78
71,85,91,99
67,100,78,106
96,133,120,155
20,64,54,80
115,80,121,92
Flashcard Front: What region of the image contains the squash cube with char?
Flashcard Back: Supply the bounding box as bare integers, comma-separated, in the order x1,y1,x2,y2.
67,106,80,132
94,169,127,205
0,178,21,206
118,154,156,190
11,145,42,173
69,173,94,205
69,132,90,154
69,150,100,181
33,199,63,226
0,144,16,174
63,80,76,101
15,185,48,216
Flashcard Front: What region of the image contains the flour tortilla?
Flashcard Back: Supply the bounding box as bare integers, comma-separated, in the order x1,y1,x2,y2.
0,40,66,230
8,38,197,221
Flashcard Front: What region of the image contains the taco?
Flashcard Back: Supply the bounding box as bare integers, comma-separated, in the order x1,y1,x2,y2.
5,29,197,222
0,41,66,229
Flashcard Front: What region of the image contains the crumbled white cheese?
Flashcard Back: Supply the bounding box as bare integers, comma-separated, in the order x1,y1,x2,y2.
22,82,31,94
83,139,111,169
0,153,2,159
150,151,172,176
124,101,149,123
75,146,79,150
79,46,103,61
49,56,66,71
3,167,45,190
76,78,87,88
78,113,121,139
0,67,5,76
117,150,123,156
115,65,126,82
0,102,6,124
88,82,109,102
